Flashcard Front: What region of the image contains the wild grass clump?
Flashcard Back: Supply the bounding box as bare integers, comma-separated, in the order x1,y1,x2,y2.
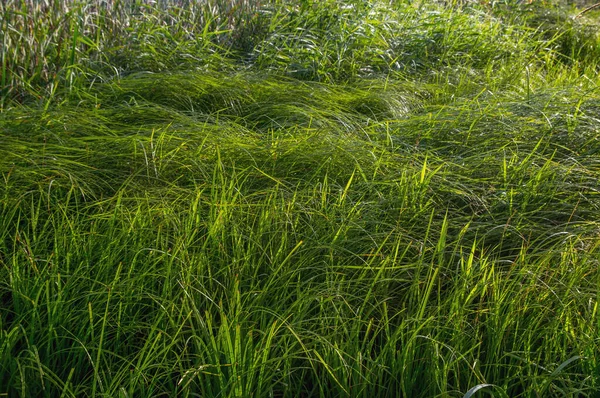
0,0,269,107
1,0,600,397
506,1,600,69
251,0,532,82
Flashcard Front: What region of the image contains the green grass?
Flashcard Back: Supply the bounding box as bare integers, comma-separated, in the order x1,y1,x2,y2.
1,0,600,396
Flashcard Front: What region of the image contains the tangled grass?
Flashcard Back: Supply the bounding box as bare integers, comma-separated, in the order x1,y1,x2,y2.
1,1,599,396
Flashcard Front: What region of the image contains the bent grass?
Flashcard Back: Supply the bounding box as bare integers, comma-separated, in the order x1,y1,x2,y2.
1,0,600,397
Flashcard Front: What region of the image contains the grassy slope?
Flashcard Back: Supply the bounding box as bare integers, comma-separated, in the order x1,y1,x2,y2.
1,0,599,396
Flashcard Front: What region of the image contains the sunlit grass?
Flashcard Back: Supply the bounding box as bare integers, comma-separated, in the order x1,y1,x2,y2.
1,0,599,397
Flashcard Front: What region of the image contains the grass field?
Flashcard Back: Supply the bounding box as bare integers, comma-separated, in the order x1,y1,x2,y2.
1,0,600,396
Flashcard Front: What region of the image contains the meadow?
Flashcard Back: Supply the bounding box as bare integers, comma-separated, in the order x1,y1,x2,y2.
1,0,600,396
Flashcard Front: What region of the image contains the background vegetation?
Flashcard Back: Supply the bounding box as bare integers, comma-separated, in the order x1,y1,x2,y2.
1,0,599,396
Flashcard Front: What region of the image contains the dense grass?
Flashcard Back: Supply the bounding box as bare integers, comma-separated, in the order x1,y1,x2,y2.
1,0,600,396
